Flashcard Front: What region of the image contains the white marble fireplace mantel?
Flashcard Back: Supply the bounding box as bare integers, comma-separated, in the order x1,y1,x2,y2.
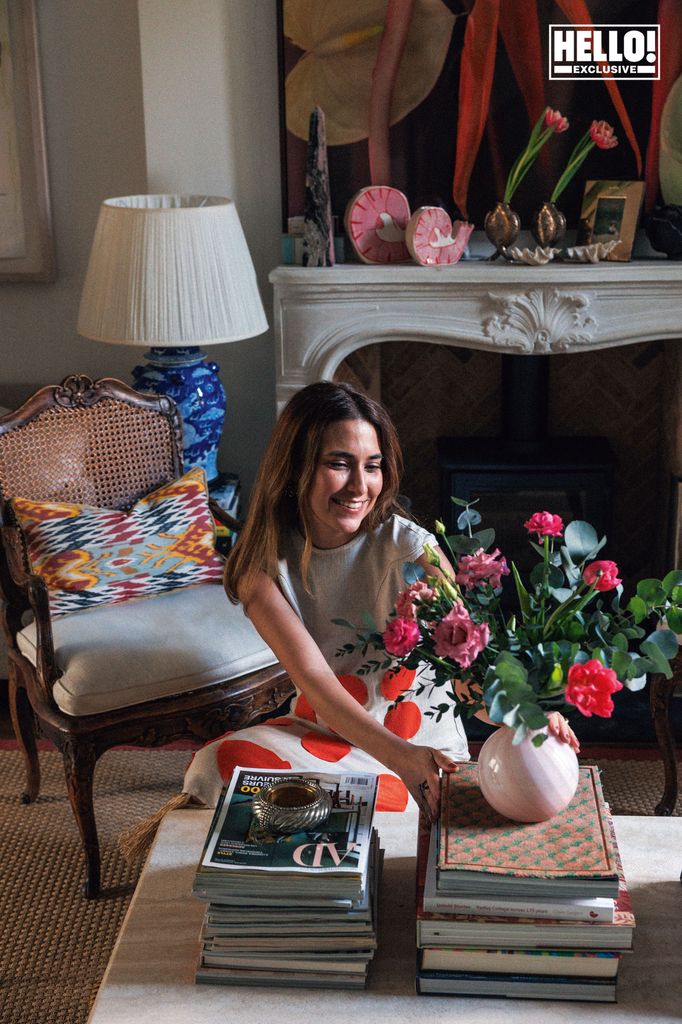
270,261,682,411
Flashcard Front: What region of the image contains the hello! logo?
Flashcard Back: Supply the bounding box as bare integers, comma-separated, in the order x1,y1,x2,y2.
549,24,660,80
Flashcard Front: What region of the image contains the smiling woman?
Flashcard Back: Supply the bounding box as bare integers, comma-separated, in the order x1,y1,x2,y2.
307,419,384,549
180,381,473,822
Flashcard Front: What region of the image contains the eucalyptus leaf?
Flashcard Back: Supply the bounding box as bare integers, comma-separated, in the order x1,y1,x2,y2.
549,587,574,603
627,595,648,624
644,627,679,659
529,563,547,587
611,649,634,677
473,527,495,551
401,561,424,585
448,534,481,554
663,570,682,596
640,640,674,678
331,618,356,629
457,508,482,530
636,578,666,605
564,520,599,560
623,672,647,692
451,496,476,508
665,606,682,635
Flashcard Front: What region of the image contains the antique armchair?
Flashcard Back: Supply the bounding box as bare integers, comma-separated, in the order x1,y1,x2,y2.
0,375,292,897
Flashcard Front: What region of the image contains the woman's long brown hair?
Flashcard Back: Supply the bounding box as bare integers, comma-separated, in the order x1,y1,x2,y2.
224,381,405,604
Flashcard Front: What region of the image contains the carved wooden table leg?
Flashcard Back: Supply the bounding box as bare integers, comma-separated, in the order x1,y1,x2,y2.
650,672,679,816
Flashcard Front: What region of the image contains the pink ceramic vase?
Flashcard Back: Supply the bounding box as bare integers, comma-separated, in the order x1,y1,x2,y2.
477,726,579,823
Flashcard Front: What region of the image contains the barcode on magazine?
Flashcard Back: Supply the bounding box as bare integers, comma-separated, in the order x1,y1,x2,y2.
346,776,371,786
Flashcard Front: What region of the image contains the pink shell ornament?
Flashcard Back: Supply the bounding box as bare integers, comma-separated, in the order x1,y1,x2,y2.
406,207,474,265
344,186,411,264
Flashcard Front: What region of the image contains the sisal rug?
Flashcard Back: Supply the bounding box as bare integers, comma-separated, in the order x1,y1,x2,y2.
0,747,679,1024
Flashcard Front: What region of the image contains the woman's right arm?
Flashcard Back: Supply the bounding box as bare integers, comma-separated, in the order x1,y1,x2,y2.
241,572,456,818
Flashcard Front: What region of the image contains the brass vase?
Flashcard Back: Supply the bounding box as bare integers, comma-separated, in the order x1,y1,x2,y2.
484,201,521,259
530,201,567,247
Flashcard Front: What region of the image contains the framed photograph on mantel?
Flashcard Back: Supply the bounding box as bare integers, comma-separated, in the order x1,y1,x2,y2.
576,180,645,263
0,0,54,281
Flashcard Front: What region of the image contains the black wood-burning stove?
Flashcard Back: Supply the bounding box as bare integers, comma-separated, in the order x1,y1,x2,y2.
438,355,615,576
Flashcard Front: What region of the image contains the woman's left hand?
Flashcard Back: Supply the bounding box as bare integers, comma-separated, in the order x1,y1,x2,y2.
547,711,580,752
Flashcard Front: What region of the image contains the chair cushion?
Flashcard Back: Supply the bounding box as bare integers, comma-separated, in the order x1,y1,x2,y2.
9,467,224,615
16,583,278,716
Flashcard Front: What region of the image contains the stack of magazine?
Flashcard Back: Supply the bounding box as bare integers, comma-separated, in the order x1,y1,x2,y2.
415,763,635,1002
193,766,381,989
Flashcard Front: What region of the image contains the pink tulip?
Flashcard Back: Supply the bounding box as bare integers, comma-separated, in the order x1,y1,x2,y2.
589,120,618,150
524,511,564,539
583,560,622,592
545,107,569,133
565,659,622,717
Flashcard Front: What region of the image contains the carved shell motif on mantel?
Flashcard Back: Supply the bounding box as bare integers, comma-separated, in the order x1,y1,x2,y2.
483,288,597,354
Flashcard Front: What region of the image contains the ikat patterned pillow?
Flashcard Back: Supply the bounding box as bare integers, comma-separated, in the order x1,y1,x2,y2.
10,467,225,616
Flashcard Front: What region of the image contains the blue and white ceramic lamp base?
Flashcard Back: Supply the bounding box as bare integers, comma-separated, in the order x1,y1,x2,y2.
132,346,225,482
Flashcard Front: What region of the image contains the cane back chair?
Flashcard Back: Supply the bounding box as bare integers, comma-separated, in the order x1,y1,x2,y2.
0,374,292,897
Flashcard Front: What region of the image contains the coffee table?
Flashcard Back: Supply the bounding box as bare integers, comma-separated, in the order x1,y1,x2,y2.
88,810,681,1023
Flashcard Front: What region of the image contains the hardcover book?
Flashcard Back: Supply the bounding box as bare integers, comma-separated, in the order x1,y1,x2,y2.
415,968,617,1001
423,821,615,922
437,764,619,899
416,816,635,950
419,946,620,978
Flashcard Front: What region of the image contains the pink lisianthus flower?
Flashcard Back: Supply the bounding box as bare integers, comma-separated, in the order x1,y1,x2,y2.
524,511,564,539
432,604,490,669
456,547,510,591
545,107,569,132
395,579,436,621
382,617,420,658
565,659,623,717
583,559,622,592
589,119,618,150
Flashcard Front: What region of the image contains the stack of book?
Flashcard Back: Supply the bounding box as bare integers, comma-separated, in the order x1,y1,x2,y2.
193,766,380,989
416,763,635,1001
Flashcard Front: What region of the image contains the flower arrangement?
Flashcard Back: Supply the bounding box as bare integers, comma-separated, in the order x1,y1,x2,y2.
341,502,682,746
503,107,569,205
549,119,619,204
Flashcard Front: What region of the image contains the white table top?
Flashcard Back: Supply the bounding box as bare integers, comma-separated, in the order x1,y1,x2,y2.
88,811,682,1024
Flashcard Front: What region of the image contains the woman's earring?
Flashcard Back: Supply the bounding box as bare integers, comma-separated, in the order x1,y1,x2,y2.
284,483,296,499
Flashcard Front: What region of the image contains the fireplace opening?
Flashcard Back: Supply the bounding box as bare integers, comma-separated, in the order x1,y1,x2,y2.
438,353,616,581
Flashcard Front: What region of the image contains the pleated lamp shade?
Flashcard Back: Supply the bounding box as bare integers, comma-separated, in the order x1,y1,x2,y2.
77,195,267,483
77,194,267,346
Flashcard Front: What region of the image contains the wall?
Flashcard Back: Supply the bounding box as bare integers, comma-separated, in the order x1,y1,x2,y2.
0,0,282,499
137,0,282,495
0,0,148,406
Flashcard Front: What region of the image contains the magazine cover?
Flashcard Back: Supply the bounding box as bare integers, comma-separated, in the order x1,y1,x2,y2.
201,767,377,874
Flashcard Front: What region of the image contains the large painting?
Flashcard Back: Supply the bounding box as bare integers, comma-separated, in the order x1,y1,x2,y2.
279,0,665,234
0,0,53,281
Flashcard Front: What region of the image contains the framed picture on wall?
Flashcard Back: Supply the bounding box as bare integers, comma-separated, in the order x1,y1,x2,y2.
0,0,54,281
575,180,645,262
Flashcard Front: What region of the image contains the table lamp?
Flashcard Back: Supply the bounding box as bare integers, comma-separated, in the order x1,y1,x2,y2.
77,194,268,482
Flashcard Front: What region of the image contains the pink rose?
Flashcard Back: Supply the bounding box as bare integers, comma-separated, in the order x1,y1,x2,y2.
583,559,622,592
456,547,510,591
589,119,618,150
432,604,490,669
395,580,436,621
524,511,564,539
544,107,569,133
382,617,420,658
565,659,623,718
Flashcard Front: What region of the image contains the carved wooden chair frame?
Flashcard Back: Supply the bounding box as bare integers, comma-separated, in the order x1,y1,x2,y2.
0,375,292,897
